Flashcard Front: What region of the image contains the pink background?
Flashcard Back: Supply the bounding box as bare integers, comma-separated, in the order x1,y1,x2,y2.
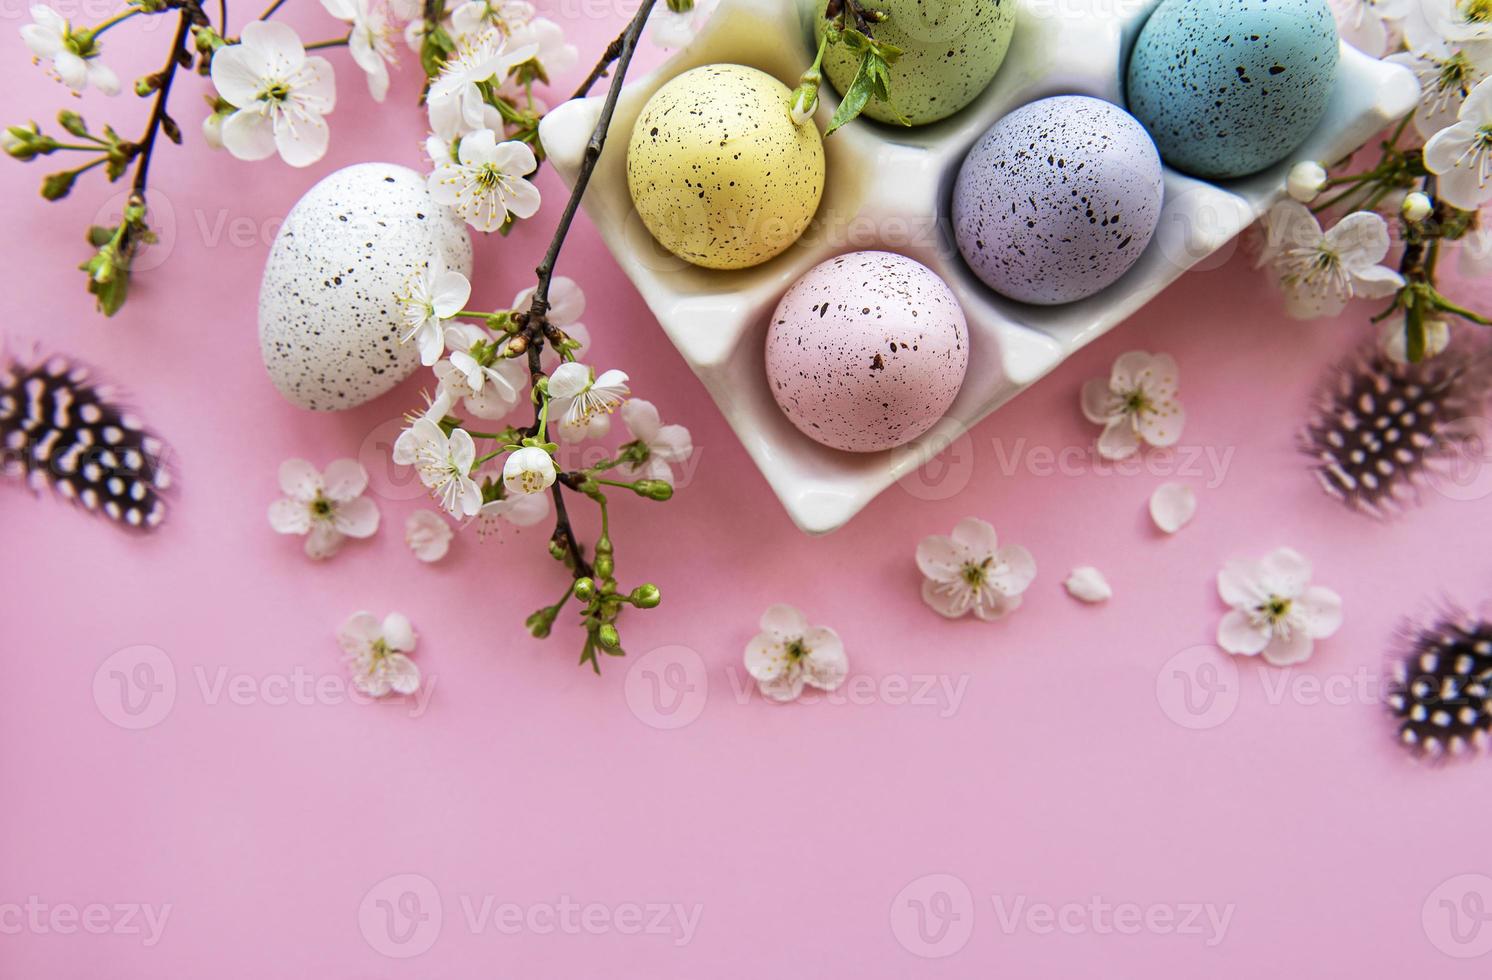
4,3,1492,976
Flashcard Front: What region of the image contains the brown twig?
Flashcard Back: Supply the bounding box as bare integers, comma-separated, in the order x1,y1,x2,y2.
130,2,204,197
513,0,658,582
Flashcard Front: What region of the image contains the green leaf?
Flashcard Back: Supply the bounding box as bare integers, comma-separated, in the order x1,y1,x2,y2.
825,50,877,135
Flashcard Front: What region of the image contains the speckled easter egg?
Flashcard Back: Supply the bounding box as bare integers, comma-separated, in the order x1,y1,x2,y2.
258,163,472,411
953,96,1164,306
1126,0,1339,179
817,0,1017,126
765,251,968,453
627,64,825,270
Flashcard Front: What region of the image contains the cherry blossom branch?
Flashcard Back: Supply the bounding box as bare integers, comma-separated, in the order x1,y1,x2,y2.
131,2,205,197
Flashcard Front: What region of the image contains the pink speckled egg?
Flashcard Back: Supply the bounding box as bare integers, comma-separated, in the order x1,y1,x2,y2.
765,251,969,453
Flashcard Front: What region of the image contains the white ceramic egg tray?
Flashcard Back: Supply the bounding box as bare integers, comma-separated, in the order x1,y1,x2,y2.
539,0,1418,534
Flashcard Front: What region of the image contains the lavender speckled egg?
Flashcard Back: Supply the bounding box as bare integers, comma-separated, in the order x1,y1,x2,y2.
953,96,1164,306
258,163,472,411
765,251,968,453
1126,0,1339,180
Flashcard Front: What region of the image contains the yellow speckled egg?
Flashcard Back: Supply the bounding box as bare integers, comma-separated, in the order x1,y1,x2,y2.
627,64,825,270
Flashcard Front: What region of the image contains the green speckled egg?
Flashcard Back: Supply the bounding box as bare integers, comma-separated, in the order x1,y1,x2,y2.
626,64,825,270
817,0,1016,126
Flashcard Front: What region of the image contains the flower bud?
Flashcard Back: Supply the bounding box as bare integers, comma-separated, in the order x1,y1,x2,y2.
790,81,819,127
56,110,88,138
632,479,674,501
525,606,556,638
595,553,614,579
42,168,78,200
574,577,596,602
597,624,621,649
1402,191,1433,223
1286,161,1328,203
630,584,661,608
665,0,694,11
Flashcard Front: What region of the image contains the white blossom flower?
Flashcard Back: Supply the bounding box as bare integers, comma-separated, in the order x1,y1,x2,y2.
507,16,576,77
1330,0,1410,55
451,0,533,36
268,458,380,559
426,30,536,137
916,517,1037,621
1424,76,1492,210
338,611,421,696
512,277,590,369
22,4,119,95
547,362,628,441
1387,38,1492,139
1259,202,1405,319
321,0,395,101
473,489,548,540
428,129,541,232
1404,0,1492,51
1080,351,1186,460
394,418,483,517
209,21,336,167
744,604,848,703
396,266,470,366
405,509,454,561
1217,547,1343,667
648,0,718,49
615,399,693,484
433,323,527,419
502,445,556,495
1380,314,1452,362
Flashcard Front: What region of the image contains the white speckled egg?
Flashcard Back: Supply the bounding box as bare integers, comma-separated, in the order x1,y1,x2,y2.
953,96,1164,306
627,64,825,270
766,251,968,453
817,0,1017,126
258,162,472,411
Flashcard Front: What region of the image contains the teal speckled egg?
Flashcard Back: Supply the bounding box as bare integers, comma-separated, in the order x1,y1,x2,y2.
1125,0,1340,180
818,0,1017,127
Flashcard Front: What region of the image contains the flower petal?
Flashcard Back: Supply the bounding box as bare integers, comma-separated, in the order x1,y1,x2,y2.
1097,418,1141,460
268,498,311,534
1257,547,1313,600
332,495,380,538
1218,558,1265,607
620,398,661,442
1262,630,1314,667
1064,566,1112,603
383,653,422,694
431,270,472,318
1080,377,1118,424
273,110,330,168
1294,585,1343,640
950,517,999,557
1217,609,1270,655
757,668,806,703
548,362,590,400
801,628,847,691
208,44,263,107
915,534,962,581
972,591,1021,622
405,510,453,562
278,458,321,500
322,458,369,502
221,109,278,161
338,611,381,656
305,523,345,560
382,612,417,652
759,603,808,640
1136,401,1185,448
989,544,1037,596
1149,482,1197,534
